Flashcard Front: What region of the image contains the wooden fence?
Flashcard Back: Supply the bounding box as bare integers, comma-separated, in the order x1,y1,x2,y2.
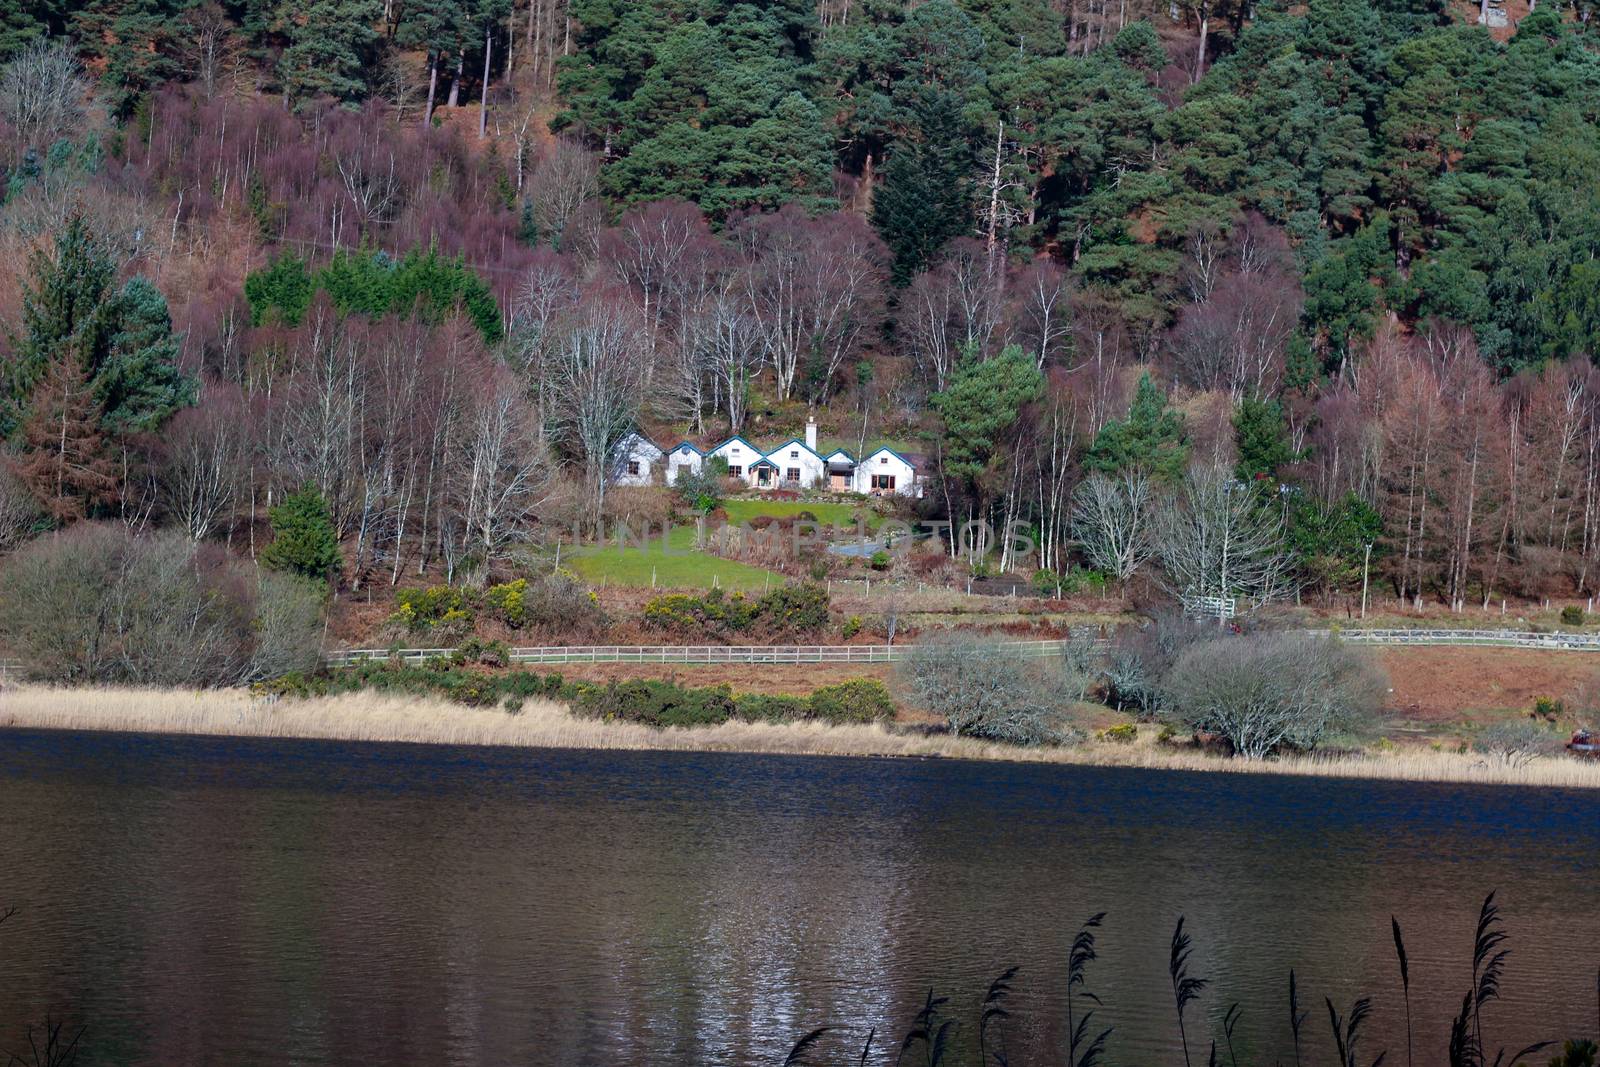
324,639,1074,667
323,629,1600,667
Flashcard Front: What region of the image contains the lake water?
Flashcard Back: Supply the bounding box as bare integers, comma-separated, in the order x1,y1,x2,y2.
0,729,1595,1065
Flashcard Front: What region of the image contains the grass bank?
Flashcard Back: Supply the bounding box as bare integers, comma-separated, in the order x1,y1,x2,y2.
4,686,1599,789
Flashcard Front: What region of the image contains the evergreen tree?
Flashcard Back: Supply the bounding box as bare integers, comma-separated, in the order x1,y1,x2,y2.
8,351,118,523
98,277,196,433
243,252,315,327
262,485,342,583
872,90,975,284
7,217,118,437
72,0,186,116
5,217,193,439
1084,373,1189,483
1233,396,1296,482
278,0,381,105
0,0,64,60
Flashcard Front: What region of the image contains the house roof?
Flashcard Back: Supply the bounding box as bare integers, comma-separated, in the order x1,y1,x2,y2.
861,446,920,470
764,438,826,464
614,432,663,459
709,435,763,455
668,440,705,456
824,448,855,463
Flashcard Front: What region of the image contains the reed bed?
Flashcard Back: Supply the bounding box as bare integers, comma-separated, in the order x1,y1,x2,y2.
3,685,1600,788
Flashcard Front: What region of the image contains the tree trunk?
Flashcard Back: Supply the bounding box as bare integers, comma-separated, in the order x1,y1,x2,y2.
447,51,463,108
424,51,439,127
1194,9,1208,83
479,23,492,138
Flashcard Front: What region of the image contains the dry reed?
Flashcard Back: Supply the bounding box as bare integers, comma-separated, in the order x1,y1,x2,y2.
2,686,1599,788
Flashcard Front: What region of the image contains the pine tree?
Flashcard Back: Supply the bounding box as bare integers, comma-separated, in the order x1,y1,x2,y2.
1084,373,1190,483
9,350,118,523
1233,396,1296,482
262,485,342,583
72,0,184,116
278,0,382,105
872,90,975,284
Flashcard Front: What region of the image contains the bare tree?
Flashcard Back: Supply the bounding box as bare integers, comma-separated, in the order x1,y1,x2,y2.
897,633,1080,745
1153,463,1297,608
0,38,88,154
157,385,253,541
529,137,601,253
1162,632,1385,758
732,206,886,403
451,372,551,583
0,466,42,553
547,297,651,532
176,2,243,97
1008,258,1074,370
1070,469,1158,581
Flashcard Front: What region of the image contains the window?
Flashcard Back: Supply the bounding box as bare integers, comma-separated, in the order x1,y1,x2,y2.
730,446,741,454
873,474,896,491
787,467,800,482
627,461,640,476
790,450,799,458
728,465,742,478
879,456,889,465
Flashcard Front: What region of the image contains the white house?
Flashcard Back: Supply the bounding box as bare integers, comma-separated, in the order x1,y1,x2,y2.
706,435,764,485
853,447,922,498
664,441,704,485
823,449,856,492
610,432,664,486
762,438,827,489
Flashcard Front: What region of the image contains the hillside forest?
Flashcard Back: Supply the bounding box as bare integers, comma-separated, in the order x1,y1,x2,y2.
5,0,1600,611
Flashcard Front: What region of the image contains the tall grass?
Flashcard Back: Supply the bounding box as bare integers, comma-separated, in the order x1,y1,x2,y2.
5,686,1600,788
784,897,1595,1067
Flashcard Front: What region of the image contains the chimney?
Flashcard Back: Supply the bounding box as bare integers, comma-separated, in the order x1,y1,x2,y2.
805,416,818,453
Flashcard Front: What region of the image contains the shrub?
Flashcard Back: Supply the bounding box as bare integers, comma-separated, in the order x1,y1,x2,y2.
1100,723,1138,744
503,695,524,714
735,693,811,722
641,582,829,639
0,525,323,687
1561,604,1586,626
1161,632,1386,759
1104,612,1213,716
869,550,891,571
1532,695,1565,723
1475,720,1563,768
574,679,736,727
391,586,474,631
752,582,830,637
674,459,726,514
841,615,863,639
809,679,896,724
897,633,1078,745
482,579,528,627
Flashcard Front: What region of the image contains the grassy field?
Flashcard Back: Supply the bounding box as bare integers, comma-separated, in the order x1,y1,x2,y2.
565,525,787,590
719,498,885,531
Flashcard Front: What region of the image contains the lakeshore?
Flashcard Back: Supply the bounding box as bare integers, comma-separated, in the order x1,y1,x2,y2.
4,684,1599,790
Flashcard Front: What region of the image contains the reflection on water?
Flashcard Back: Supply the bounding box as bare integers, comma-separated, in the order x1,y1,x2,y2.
0,728,1595,1065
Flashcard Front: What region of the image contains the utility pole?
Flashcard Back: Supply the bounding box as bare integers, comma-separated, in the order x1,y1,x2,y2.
1360,542,1373,619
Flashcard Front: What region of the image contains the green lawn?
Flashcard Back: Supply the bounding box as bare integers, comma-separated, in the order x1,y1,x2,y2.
720,499,885,531
566,525,788,591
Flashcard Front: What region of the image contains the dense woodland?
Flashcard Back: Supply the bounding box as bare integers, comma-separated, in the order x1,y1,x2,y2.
7,0,1600,609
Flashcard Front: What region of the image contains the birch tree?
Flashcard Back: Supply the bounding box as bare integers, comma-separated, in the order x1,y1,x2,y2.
1153,463,1296,608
